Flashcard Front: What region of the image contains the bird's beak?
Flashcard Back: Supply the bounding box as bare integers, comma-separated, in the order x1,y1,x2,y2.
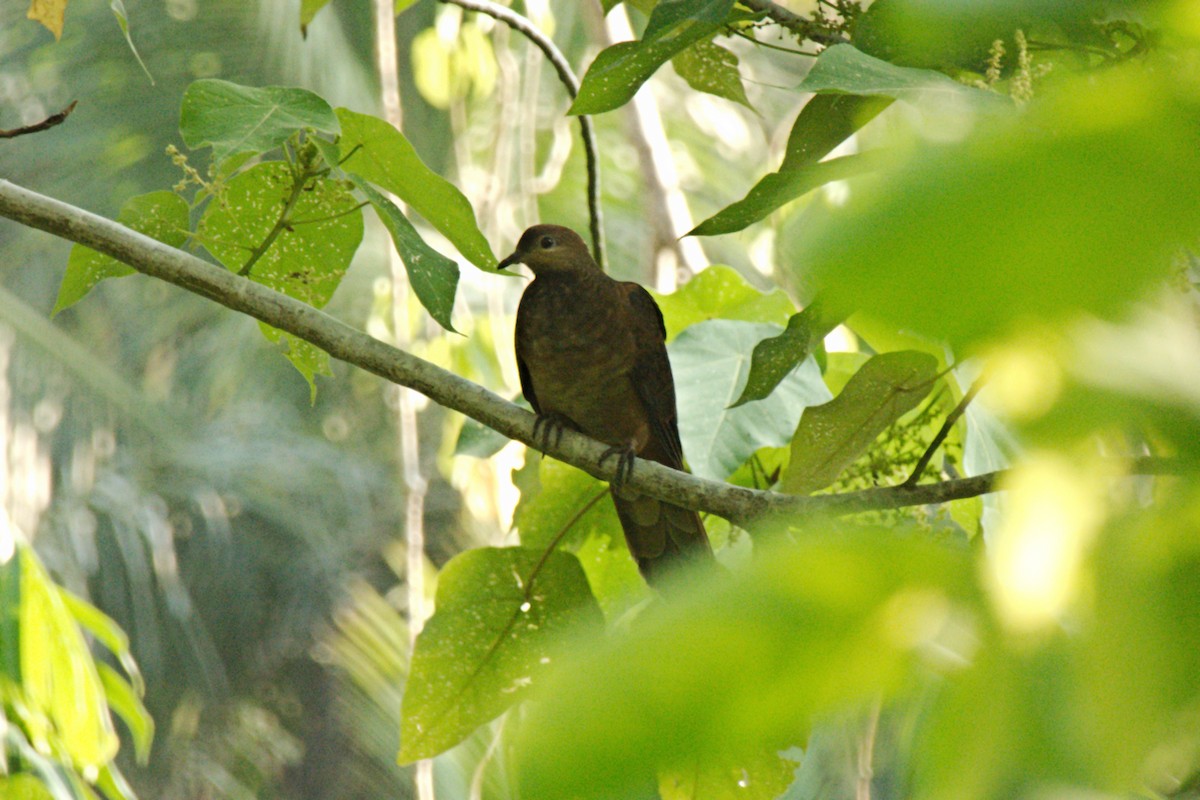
497,250,523,270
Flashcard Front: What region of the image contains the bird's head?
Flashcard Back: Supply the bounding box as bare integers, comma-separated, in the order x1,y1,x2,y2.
497,224,595,276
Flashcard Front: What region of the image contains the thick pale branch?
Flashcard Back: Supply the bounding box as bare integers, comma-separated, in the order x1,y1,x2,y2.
0,179,1105,528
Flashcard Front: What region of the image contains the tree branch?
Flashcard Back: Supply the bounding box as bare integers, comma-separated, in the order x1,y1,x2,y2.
440,0,605,269
0,181,1176,530
737,0,848,46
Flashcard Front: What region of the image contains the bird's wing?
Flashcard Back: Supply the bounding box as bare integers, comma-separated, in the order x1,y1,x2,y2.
514,295,542,414
623,283,686,469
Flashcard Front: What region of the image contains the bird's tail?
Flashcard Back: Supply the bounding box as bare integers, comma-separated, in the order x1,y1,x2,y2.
611,488,712,587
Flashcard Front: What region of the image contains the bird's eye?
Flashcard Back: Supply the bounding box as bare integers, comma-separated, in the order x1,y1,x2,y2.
539,235,555,249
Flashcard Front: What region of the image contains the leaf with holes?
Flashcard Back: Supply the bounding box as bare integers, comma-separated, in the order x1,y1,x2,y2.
198,161,363,395
398,547,603,763
180,79,338,163
730,300,845,408
781,351,939,496
351,175,460,332
672,38,750,108
55,191,189,314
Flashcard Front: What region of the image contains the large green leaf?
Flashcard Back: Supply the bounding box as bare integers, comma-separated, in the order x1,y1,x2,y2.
180,79,338,163
670,320,832,480
652,265,794,341
730,299,844,408
796,44,1006,107
398,547,603,763
781,351,939,495
793,64,1200,349
780,93,892,172
336,108,496,271
672,38,751,108
513,531,978,799
350,175,460,333
570,0,735,115
199,161,363,393
54,191,189,314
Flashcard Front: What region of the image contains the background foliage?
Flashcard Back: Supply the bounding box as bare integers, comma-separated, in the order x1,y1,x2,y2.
2,1,1199,799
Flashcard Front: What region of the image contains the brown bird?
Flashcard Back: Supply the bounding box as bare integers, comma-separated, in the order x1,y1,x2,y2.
498,224,712,585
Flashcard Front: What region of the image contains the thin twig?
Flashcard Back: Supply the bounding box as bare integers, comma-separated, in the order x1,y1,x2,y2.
238,163,313,277
736,0,847,46
903,376,985,487
0,100,78,139
440,0,605,269
730,28,820,57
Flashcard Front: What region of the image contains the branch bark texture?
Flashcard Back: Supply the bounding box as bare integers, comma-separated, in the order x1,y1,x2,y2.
0,179,1008,528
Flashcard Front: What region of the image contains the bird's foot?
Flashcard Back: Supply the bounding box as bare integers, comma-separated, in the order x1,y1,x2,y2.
532,412,577,452
599,443,637,488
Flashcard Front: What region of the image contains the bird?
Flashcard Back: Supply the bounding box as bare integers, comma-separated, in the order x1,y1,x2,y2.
498,224,712,586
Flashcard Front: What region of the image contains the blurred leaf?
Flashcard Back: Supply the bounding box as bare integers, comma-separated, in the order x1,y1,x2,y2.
795,65,1200,348
350,175,460,332
18,546,119,772
180,79,338,163
109,1,152,83
570,0,735,115
782,351,939,495
26,0,65,39
670,320,832,480
95,663,153,764
514,459,614,553
797,44,1007,106
690,153,883,237
514,532,979,799
55,191,189,314
336,107,496,271
2,552,21,683
780,93,893,171
660,749,800,800
731,301,841,408
455,395,529,457
672,38,751,108
299,0,331,33
653,265,795,341
199,161,363,394
62,591,144,695
0,773,55,800
398,547,604,763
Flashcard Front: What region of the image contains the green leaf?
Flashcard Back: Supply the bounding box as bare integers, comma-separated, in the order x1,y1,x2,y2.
180,79,339,163
198,161,363,394
55,191,189,314
0,774,56,800
672,38,751,108
780,93,893,171
670,320,832,480
109,1,153,83
689,152,884,237
796,65,1200,349
731,300,844,408
570,0,735,115
781,351,938,495
398,547,604,763
796,44,1005,107
336,108,496,271
299,0,331,33
455,396,530,457
350,175,460,332
514,531,978,800
95,663,153,764
652,265,795,341
660,749,800,800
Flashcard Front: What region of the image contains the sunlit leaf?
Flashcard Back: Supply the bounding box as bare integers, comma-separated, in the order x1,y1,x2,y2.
350,175,460,332
299,0,331,34
26,0,65,39
779,93,892,172
782,351,939,495
398,547,604,763
55,191,189,314
670,320,832,480
96,663,153,764
0,773,56,800
672,38,751,108
336,107,496,271
796,44,1006,107
653,265,794,341
570,0,735,115
660,749,800,800
180,79,338,163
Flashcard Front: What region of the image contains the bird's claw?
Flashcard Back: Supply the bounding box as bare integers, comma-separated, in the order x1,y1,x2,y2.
599,444,637,488
532,412,575,452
